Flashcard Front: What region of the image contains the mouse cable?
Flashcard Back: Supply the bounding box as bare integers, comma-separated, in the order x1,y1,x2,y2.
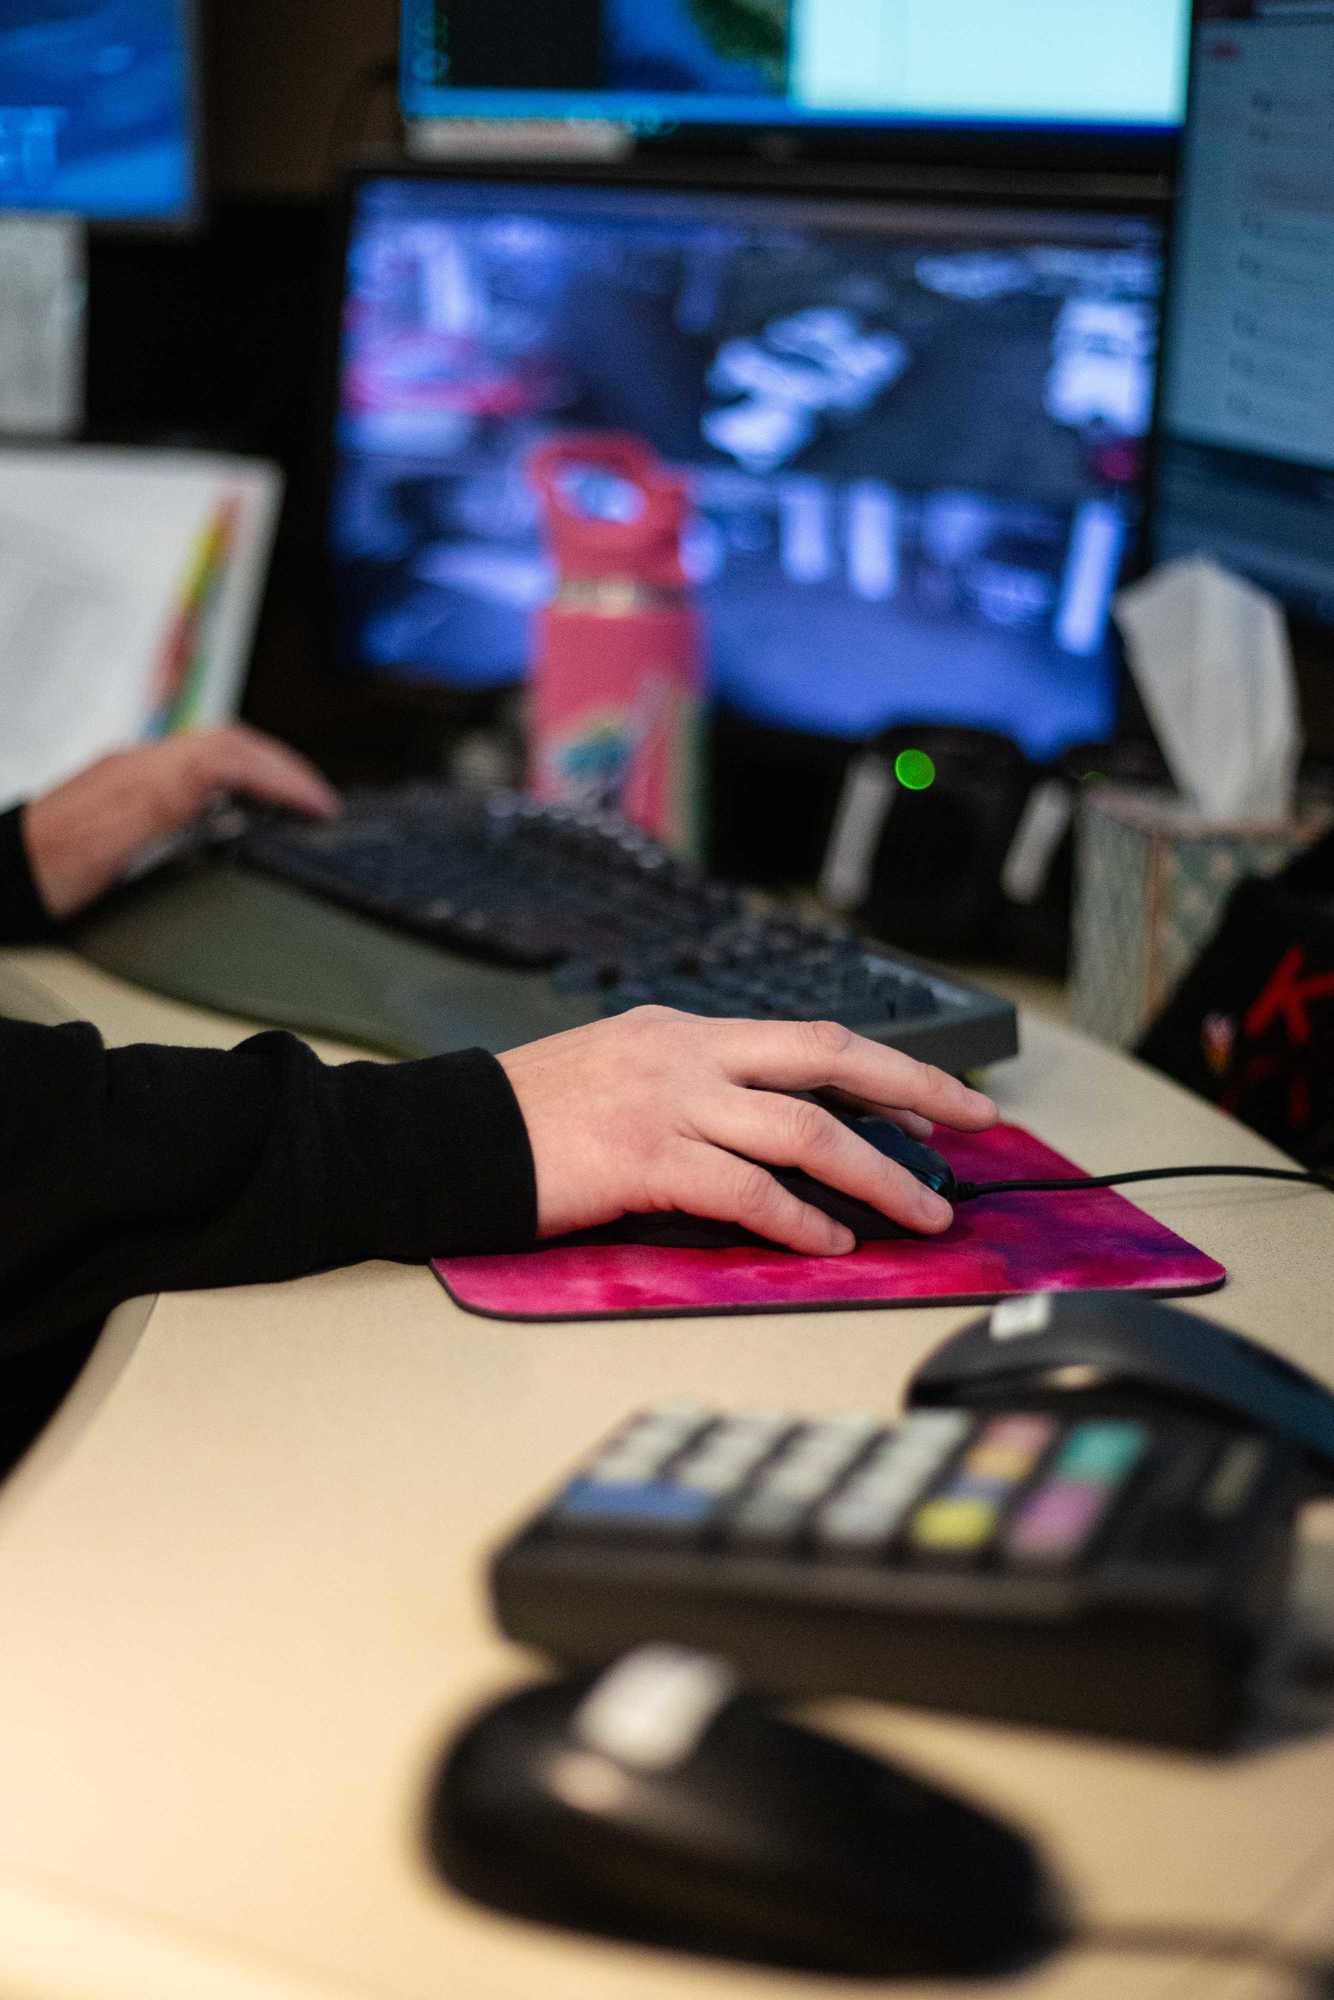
952,1163,1334,1202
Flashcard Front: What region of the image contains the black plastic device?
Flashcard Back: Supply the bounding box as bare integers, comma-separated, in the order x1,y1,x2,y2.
490,1397,1305,1748
908,1293,1334,1481
233,786,1019,1071
425,1645,1063,1978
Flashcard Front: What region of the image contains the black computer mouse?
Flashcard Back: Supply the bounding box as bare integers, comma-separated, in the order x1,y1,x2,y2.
908,1291,1334,1479
424,1646,1064,1978
561,1116,958,1251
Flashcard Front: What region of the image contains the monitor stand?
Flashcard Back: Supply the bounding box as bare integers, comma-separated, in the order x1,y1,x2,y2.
0,216,85,438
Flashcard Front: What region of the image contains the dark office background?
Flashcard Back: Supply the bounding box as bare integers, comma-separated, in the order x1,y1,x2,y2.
86,0,416,770
84,0,1334,798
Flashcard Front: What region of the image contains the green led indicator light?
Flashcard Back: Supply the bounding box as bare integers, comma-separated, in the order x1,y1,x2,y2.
894,749,936,791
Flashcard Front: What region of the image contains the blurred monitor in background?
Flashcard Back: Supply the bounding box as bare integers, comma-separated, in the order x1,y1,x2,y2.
0,0,198,224
325,171,1165,765
400,0,1190,160
1155,0,1334,637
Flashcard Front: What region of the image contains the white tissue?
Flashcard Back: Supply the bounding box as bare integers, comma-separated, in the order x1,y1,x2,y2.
1114,557,1301,823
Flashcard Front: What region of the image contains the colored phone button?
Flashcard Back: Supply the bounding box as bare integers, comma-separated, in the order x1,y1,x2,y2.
726,1494,811,1548
1005,1479,1112,1564
909,1494,1000,1556
963,1414,1057,1484
553,1480,717,1538
1054,1422,1147,1485
979,1415,1056,1453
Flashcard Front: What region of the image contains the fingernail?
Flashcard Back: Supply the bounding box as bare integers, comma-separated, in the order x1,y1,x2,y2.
825,1225,856,1256
919,1190,953,1228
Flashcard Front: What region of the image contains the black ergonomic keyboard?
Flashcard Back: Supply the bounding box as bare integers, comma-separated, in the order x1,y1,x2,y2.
234,786,1018,1072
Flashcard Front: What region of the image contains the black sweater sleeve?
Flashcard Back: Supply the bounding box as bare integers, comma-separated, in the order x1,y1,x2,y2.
0,806,58,944
0,1020,538,1360
1,799,538,1354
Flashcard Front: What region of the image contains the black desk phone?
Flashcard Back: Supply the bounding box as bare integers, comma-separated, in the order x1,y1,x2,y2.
489,1294,1334,1748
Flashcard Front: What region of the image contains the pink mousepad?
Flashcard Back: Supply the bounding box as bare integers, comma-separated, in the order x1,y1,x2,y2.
432,1122,1226,1323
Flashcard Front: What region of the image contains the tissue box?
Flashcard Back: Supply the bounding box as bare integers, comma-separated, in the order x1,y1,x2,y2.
1070,785,1332,1048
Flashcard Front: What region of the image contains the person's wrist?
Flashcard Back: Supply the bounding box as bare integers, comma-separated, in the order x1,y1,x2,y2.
19,797,89,920
18,800,62,918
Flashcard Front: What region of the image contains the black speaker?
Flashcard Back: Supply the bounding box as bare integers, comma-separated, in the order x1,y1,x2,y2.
820,727,1043,956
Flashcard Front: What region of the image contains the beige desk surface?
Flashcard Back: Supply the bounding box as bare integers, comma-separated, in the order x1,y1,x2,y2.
0,948,1332,2000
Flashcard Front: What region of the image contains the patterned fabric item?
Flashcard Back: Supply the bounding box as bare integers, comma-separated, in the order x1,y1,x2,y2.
1139,825,1334,1172
434,1122,1226,1323
1071,785,1326,1048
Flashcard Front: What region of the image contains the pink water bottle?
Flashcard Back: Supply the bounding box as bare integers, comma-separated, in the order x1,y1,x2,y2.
527,432,704,856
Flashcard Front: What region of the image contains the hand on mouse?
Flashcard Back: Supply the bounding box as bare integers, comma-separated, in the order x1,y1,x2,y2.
499,1008,998,1255
21,725,342,919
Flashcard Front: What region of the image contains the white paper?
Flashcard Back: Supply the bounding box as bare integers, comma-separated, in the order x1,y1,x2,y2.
0,446,282,809
1114,556,1301,823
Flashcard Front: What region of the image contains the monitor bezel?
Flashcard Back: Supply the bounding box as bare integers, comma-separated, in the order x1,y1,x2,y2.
396,0,1189,177
1148,0,1334,663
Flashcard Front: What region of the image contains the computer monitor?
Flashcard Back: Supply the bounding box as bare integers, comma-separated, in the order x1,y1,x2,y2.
0,0,198,224
1154,0,1334,635
400,0,1190,155
327,169,1165,764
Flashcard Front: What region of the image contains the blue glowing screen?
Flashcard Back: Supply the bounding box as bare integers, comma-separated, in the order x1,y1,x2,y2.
330,177,1164,760
0,0,195,222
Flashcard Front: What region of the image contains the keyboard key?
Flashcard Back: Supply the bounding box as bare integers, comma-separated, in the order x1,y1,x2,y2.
887,1410,972,1474
1053,1422,1148,1486
1004,1479,1115,1566
815,1474,926,1550
824,1421,962,1536
760,1457,843,1503
725,1489,815,1548
674,1428,788,1492
961,1415,1057,1486
552,1479,719,1540
908,1492,1002,1558
756,1420,880,1501
590,1444,678,1484
588,1408,712,1483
